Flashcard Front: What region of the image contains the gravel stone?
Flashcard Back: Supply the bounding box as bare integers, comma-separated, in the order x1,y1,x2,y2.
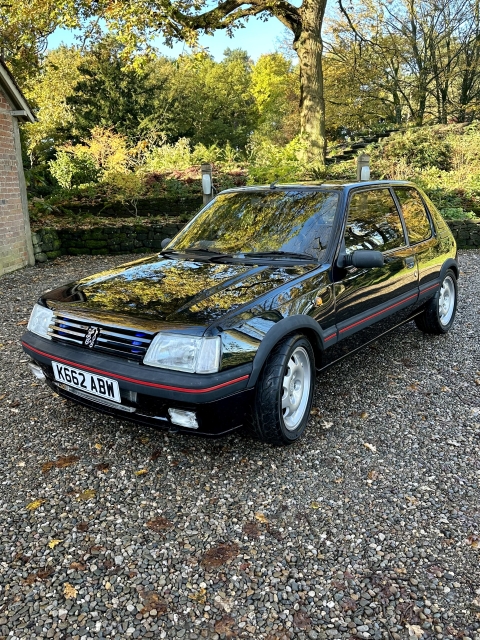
0,251,479,639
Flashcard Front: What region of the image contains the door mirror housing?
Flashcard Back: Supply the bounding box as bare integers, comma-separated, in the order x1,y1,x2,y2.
161,238,172,249
338,250,384,269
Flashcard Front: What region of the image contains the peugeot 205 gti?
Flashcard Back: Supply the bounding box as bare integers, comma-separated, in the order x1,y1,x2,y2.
22,181,458,445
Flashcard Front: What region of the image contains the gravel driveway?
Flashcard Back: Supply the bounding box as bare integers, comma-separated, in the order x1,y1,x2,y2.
0,250,479,640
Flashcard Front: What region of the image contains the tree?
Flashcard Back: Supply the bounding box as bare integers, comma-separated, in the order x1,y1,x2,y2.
1,0,330,166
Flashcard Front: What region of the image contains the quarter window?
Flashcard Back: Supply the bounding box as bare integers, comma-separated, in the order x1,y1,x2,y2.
345,189,406,253
394,187,433,244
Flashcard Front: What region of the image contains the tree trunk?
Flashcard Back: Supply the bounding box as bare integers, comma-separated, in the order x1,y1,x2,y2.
293,0,328,167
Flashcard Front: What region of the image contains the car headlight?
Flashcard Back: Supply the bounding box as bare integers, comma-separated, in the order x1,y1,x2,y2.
27,303,53,340
143,334,221,374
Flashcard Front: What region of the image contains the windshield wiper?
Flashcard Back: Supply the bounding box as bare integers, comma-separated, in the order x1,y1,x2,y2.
162,248,233,260
242,250,316,261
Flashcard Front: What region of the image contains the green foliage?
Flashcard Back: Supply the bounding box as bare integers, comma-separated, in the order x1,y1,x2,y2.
440,208,476,220
49,150,99,189
246,136,308,184
371,128,452,177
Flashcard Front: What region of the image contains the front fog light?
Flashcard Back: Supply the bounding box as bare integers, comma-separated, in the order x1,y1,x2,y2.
168,408,199,429
27,304,53,340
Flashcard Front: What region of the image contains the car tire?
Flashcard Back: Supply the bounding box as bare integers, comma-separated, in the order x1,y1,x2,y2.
250,334,315,445
414,269,458,335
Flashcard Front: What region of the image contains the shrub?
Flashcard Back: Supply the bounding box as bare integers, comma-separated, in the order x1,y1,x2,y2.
371,127,452,177
49,150,99,189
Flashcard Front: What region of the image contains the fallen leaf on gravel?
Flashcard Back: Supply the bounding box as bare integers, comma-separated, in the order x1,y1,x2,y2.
441,386,451,392
16,320,28,325
146,516,173,532
360,411,368,419
139,590,167,614
408,383,419,391
201,543,239,568
48,539,63,549
243,522,260,538
471,597,480,611
322,420,333,429
293,611,311,629
69,562,86,571
63,583,77,599
94,443,102,450
255,512,268,524
135,469,148,476
77,489,95,501
24,574,37,585
77,522,89,532
214,616,235,635
41,461,55,474
96,462,109,472
139,436,149,444
37,567,54,581
188,588,206,604
367,470,379,481
475,378,480,385
364,443,377,453
466,534,479,549
406,495,418,504
56,455,80,468
310,501,320,509
406,623,424,637
394,567,407,574
26,499,45,510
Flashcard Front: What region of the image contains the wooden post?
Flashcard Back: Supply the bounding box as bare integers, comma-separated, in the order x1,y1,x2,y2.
201,163,213,205
356,153,371,181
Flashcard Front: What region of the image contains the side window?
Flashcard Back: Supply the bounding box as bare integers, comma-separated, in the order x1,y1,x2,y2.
394,187,433,244
345,189,406,254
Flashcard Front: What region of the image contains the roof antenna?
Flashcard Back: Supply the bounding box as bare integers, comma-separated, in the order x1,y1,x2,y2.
270,180,279,189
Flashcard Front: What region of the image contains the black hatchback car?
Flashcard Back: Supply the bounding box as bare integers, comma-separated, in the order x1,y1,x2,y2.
22,181,458,444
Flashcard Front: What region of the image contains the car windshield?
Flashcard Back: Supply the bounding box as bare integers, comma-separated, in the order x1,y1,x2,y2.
167,189,339,261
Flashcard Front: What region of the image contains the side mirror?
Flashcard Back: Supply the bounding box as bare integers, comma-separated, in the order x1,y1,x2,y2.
338,250,384,269
161,238,172,249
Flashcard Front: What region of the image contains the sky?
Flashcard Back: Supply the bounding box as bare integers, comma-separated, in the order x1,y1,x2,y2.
47,16,290,61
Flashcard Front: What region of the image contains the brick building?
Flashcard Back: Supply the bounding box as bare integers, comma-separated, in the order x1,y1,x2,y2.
0,60,35,276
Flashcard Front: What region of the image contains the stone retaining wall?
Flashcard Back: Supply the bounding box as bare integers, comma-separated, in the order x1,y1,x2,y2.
31,218,480,263
32,222,185,263
445,219,480,248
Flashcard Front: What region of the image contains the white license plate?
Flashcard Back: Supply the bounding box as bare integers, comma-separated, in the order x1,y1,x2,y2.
52,362,121,403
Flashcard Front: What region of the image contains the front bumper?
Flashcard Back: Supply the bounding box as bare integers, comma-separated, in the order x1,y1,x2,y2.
22,332,254,437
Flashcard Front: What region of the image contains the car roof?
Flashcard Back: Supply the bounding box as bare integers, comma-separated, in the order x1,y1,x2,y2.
220,180,416,194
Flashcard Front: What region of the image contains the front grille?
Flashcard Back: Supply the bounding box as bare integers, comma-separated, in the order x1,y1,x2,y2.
48,313,154,361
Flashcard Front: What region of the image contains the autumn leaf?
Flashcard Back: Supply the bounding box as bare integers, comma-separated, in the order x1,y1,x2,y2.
310,501,320,509
26,499,45,510
367,470,379,481
48,539,63,549
146,517,173,532
95,462,109,473
16,320,28,325
293,611,312,630
69,561,86,571
64,582,77,599
41,461,55,474
254,512,268,524
56,455,80,468
466,534,479,549
77,489,96,501
408,382,419,391
94,443,102,450
189,587,207,604
139,436,149,444
405,495,418,504
360,411,368,419
214,616,235,635
363,442,377,453
242,522,260,538
139,590,167,614
201,543,239,569
135,469,148,476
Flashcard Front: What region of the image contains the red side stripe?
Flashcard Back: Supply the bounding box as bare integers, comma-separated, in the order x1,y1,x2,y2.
420,282,440,295
21,343,249,393
339,293,418,334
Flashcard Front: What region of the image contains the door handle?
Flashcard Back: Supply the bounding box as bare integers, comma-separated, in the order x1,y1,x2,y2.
405,257,415,269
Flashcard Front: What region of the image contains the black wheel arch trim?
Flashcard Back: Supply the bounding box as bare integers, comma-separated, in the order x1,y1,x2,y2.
440,258,459,280
247,315,331,388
